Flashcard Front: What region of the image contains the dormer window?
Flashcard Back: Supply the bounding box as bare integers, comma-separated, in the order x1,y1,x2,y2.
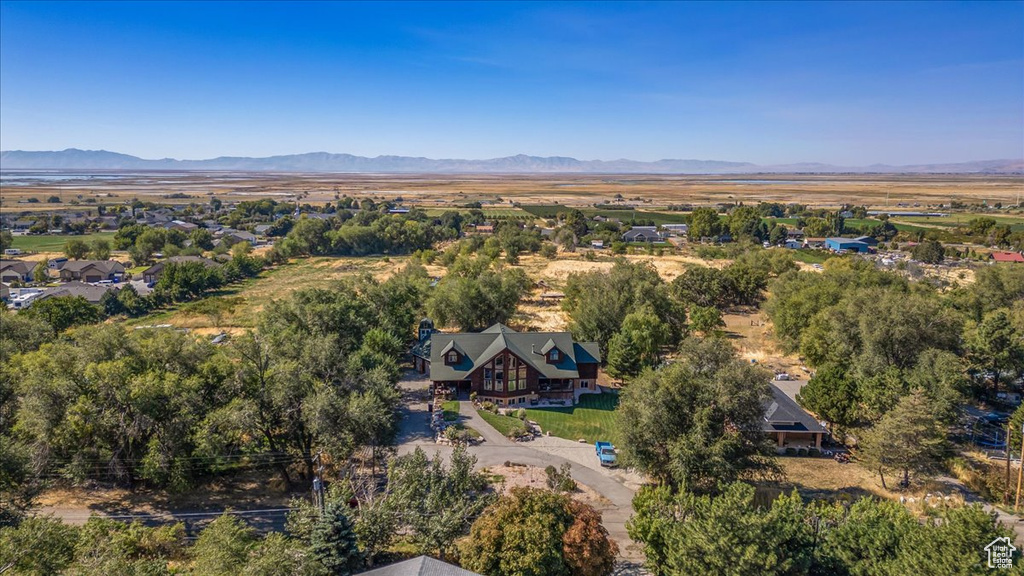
446,351,459,364
549,349,559,361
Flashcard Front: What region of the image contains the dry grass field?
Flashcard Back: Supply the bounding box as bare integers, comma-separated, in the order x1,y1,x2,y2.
3,172,1022,214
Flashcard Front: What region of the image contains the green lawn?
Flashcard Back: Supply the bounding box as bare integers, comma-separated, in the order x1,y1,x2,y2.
477,409,525,437
790,249,833,265
526,393,620,444
10,231,117,253
441,400,460,422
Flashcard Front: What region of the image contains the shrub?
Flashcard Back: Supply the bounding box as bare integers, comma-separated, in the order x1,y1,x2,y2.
545,463,578,493
516,408,527,420
808,448,820,457
797,448,808,457
470,391,478,403
785,447,797,456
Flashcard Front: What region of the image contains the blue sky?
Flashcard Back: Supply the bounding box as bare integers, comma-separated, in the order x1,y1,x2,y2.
1,1,1021,165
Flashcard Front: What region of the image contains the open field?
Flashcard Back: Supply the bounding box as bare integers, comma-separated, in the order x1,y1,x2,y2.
9,231,117,252
3,172,1022,214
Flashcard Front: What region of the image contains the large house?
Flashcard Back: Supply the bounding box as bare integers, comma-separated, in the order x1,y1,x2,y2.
414,321,601,406
58,260,126,282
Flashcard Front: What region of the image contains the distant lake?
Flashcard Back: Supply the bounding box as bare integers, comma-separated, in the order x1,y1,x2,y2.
0,172,136,185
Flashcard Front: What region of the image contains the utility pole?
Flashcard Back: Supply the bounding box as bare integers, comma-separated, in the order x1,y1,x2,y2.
312,450,326,516
1006,420,1013,507
1016,423,1024,512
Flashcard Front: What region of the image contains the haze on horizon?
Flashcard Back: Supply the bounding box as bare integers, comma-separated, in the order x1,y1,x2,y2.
1,1,1021,166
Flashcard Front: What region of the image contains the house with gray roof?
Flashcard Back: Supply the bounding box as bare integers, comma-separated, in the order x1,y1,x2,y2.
763,383,827,451
417,322,601,406
358,555,481,576
622,226,665,243
41,281,119,304
58,260,126,282
0,259,33,283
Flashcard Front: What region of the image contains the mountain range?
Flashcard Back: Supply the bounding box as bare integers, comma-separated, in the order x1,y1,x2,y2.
1,149,1021,174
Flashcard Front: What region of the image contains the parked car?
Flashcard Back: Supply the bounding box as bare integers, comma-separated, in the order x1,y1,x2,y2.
595,441,618,467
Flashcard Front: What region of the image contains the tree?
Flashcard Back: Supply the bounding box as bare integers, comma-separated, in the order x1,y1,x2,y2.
0,516,79,574
0,230,12,252
64,238,90,260
965,308,1024,389
672,265,726,308
911,239,944,264
563,260,683,355
310,502,363,575
22,295,101,335
427,262,530,331
628,483,814,576
617,341,778,492
815,497,917,576
686,207,723,240
606,330,642,382
191,514,256,576
857,391,947,489
688,305,724,335
619,307,670,366
385,447,492,560
90,238,112,260
459,487,617,576
32,260,48,284
887,504,1015,575
796,363,860,432
191,228,215,251
728,206,766,242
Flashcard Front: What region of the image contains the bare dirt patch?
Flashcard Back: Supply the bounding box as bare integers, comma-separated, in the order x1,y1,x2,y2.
482,464,612,509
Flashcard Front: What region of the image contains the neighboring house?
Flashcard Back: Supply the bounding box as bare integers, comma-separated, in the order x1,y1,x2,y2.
388,207,410,214
419,322,601,406
784,239,803,249
472,223,495,234
0,259,33,283
165,220,199,232
825,238,871,253
48,257,69,271
764,383,827,451
787,229,805,239
661,223,689,236
216,230,258,247
590,239,605,249
991,251,1024,263
12,219,35,232
622,226,662,243
803,237,826,249
253,224,273,236
359,556,482,576
142,256,220,285
58,260,126,282
42,281,119,304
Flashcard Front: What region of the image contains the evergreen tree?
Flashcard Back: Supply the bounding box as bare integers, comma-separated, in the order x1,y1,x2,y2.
606,330,642,382
310,502,363,575
857,390,947,489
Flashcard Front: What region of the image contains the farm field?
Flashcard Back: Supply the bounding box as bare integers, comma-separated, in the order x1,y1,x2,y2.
9,231,117,252
526,393,620,444
3,172,1022,214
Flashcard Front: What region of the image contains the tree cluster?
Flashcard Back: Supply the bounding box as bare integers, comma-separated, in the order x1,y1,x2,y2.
629,481,1016,576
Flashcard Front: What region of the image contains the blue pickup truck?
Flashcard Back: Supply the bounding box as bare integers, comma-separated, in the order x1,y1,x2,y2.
595,441,618,467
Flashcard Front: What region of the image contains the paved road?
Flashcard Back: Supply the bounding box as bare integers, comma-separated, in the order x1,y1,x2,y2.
396,375,641,560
